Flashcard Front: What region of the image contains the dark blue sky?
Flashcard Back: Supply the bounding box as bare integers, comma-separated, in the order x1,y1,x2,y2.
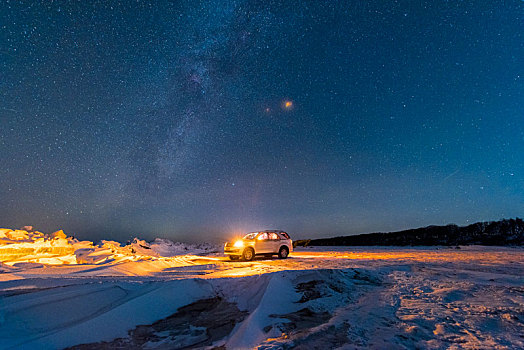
1,1,523,243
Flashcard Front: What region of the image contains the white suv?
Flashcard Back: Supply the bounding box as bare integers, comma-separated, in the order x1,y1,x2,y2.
224,230,293,261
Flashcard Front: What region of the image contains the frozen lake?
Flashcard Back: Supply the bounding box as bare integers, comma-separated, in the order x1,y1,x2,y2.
1,241,523,349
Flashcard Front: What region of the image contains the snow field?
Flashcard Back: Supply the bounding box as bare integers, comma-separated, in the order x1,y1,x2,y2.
0,228,523,349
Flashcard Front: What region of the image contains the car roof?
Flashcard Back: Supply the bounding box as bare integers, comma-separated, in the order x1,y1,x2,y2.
248,230,289,236
248,230,286,234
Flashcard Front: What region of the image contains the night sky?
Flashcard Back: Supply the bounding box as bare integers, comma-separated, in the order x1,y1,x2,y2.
1,1,523,243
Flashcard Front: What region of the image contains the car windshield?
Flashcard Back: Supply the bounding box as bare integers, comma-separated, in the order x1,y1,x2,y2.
243,232,257,240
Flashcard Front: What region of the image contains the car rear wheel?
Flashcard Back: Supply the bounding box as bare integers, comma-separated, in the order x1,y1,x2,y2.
278,246,289,259
242,247,254,261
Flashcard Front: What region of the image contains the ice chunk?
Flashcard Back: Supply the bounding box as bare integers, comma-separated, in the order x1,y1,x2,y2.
6,230,30,240
50,230,67,239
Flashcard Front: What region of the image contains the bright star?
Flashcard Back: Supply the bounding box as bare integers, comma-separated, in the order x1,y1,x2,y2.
282,100,293,110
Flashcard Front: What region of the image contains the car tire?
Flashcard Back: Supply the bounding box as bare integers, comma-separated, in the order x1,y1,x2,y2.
229,255,240,261
278,246,289,259
242,247,255,261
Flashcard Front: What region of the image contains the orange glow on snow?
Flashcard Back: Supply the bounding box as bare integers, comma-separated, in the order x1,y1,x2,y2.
1,227,523,282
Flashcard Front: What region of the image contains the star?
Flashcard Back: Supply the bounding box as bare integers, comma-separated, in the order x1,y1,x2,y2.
282,100,293,110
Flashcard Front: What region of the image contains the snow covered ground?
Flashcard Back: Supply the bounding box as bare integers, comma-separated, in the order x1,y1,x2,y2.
0,228,523,349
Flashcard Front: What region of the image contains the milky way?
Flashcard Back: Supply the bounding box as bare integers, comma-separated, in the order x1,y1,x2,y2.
1,1,523,242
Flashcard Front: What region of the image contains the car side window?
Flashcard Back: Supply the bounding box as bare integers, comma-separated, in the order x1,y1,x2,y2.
269,233,279,240
257,233,269,240
280,232,290,239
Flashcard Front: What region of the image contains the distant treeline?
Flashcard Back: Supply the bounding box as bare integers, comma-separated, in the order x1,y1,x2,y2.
294,218,524,247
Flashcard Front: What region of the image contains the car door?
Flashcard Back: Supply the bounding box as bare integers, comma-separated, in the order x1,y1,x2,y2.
268,232,280,252
255,232,271,253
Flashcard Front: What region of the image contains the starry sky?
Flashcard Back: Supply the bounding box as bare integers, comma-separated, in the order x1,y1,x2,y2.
1,1,523,243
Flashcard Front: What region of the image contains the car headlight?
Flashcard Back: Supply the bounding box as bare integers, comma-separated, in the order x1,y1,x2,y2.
233,240,244,248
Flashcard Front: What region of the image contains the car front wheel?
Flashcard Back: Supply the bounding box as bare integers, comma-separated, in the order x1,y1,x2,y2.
242,247,255,261
278,246,289,259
